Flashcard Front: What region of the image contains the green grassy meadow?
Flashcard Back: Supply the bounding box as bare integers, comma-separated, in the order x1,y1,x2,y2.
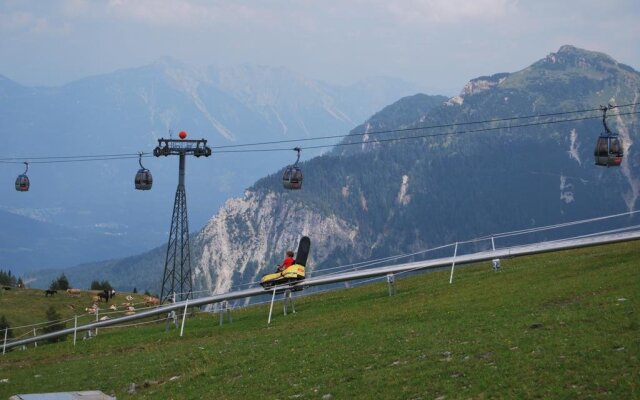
1,241,638,399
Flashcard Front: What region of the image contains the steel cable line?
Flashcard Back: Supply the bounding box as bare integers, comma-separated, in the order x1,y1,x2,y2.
209,102,640,150
0,154,145,165
213,110,640,153
0,152,143,161
1,103,638,163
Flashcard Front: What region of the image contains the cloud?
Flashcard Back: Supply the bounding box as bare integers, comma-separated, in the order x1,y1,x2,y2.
0,10,69,34
105,0,272,28
0,11,37,31
383,0,518,24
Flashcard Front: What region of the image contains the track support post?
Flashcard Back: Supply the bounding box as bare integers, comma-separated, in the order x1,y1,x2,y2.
219,301,232,326
387,273,397,296
283,289,296,315
166,292,178,332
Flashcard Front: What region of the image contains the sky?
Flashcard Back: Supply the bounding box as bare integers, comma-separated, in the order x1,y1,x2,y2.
1,0,639,95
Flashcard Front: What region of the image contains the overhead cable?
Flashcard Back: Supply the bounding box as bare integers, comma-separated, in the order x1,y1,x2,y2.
1,103,638,164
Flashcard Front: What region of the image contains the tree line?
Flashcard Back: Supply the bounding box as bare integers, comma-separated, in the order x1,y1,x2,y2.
0,269,23,288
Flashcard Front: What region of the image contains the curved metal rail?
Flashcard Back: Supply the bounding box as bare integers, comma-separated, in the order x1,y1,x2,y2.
4,230,640,351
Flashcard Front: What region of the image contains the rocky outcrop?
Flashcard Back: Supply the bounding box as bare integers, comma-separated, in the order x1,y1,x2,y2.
192,190,359,294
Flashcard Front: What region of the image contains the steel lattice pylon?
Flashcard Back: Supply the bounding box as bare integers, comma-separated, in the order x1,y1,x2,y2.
154,136,211,303
161,176,191,303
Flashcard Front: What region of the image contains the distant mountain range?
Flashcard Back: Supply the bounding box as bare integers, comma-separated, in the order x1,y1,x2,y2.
31,45,639,295
1,59,422,273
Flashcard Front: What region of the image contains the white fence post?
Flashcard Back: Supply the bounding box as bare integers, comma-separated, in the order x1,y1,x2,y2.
268,288,277,324
33,328,37,348
180,299,189,337
73,315,78,346
449,242,459,284
2,328,7,355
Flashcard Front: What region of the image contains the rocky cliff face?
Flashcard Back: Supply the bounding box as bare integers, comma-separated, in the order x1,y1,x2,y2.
193,190,359,294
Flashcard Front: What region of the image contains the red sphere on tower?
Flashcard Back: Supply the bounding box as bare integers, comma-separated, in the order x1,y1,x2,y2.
179,131,187,139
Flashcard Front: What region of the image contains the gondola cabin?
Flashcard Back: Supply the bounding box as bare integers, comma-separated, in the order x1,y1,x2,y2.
15,174,29,192
594,135,623,167
283,166,303,190
283,147,303,190
135,168,153,190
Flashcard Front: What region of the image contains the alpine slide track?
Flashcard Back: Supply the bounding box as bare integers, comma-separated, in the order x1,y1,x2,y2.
3,229,640,352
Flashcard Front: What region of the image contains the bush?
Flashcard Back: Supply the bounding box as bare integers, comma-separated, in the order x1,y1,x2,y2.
49,274,70,291
42,306,67,343
90,280,113,291
0,315,13,339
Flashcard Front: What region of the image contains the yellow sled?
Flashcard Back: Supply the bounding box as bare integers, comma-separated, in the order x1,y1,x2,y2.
260,264,306,289
261,236,310,289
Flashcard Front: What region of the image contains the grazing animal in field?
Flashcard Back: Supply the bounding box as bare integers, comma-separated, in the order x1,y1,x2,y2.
99,316,110,321
109,304,118,311
98,290,110,302
144,296,160,306
92,295,100,302
67,288,81,296
97,289,116,302
85,307,97,314
125,295,134,301
45,289,57,297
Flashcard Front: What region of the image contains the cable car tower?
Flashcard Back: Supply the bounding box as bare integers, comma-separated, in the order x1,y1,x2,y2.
153,131,212,304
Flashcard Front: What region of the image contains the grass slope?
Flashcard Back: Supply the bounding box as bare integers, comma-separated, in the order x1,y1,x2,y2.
0,241,638,399
0,289,153,334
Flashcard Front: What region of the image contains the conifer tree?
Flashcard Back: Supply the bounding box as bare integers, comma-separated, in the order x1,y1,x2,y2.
42,306,66,343
0,315,13,339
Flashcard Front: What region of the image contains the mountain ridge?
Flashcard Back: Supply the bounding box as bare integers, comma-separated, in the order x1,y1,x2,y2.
23,46,640,294
2,60,421,274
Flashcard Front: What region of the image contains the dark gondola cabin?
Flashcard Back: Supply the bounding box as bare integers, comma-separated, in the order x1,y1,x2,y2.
15,162,30,192
135,168,153,190
282,147,303,190
594,105,624,167
282,166,303,190
15,174,29,192
594,135,623,167
134,153,153,190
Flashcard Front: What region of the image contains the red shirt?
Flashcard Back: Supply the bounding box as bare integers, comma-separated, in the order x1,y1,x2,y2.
279,257,295,270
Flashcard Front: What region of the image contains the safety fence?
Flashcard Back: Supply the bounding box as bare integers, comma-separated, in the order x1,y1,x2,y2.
3,210,640,353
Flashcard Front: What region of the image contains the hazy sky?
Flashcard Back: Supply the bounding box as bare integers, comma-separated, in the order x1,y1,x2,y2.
1,0,639,94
